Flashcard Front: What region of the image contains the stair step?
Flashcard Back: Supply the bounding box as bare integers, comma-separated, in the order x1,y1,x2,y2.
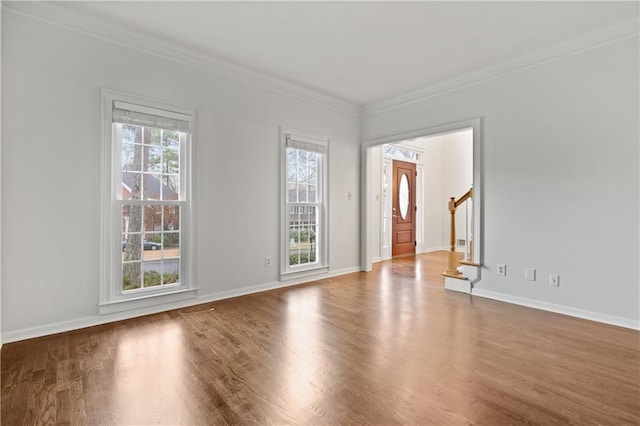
444,275,472,294
441,272,468,280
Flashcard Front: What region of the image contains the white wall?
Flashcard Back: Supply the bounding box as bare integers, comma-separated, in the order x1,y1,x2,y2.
421,139,444,251
439,130,473,247
363,37,640,325
1,11,360,339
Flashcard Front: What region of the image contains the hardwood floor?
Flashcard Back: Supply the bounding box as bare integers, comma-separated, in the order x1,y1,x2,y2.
2,251,639,425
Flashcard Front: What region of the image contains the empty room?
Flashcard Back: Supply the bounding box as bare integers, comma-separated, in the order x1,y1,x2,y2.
1,1,639,424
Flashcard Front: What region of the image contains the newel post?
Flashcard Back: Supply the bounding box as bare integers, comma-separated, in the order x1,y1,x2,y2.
445,197,463,277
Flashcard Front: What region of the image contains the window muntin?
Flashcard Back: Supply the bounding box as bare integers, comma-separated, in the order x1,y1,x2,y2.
384,146,420,161
118,124,183,291
287,147,320,267
282,131,328,276
101,91,196,313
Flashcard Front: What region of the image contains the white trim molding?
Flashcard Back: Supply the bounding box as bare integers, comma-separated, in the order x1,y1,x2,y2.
100,89,198,315
280,127,330,281
363,19,640,116
473,289,640,331
5,2,636,119
2,2,360,117
361,118,483,272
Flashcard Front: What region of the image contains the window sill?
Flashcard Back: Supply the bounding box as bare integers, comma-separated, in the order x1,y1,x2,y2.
99,287,199,315
280,264,330,282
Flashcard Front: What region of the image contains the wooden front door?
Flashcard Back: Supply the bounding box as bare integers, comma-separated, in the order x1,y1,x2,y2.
392,160,417,257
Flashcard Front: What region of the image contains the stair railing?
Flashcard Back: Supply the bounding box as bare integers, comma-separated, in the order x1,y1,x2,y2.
443,187,472,278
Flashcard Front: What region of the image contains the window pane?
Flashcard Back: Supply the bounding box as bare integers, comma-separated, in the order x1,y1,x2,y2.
145,127,162,146
163,175,179,200
122,262,142,291
287,149,297,183
143,232,163,255
162,130,180,149
163,148,179,174
143,146,163,173
143,174,163,200
298,184,308,203
161,259,180,285
159,233,180,286
123,205,142,233
145,206,163,232
122,172,142,200
287,183,297,203
122,143,141,172
384,146,418,160
308,166,317,186
142,266,162,288
122,124,139,144
297,164,307,184
308,185,317,203
161,232,180,259
297,150,307,166
163,206,180,231
122,233,142,261
163,269,180,285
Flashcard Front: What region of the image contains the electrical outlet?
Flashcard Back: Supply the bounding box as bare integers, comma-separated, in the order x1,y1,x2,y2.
497,264,506,276
265,257,272,267
549,274,560,287
525,268,536,281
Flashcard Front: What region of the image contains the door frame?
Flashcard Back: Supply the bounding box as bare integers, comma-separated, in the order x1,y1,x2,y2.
379,146,424,261
360,118,483,272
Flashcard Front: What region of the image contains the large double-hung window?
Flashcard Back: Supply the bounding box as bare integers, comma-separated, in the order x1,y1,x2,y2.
281,129,329,278
101,91,196,314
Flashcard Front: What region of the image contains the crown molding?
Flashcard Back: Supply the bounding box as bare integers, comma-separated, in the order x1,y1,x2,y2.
4,2,637,119
2,1,362,117
363,18,640,117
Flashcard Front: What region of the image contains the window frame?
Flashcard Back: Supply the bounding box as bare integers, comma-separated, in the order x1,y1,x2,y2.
280,128,329,280
100,89,198,314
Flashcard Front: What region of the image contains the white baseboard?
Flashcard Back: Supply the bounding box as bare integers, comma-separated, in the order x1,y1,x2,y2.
472,289,640,331
422,246,448,253
372,257,382,263
2,266,361,344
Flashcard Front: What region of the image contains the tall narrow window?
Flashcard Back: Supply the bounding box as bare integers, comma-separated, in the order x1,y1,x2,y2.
101,91,197,314
281,129,328,278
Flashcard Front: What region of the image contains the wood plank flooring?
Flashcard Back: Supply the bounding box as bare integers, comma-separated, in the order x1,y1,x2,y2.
2,251,639,425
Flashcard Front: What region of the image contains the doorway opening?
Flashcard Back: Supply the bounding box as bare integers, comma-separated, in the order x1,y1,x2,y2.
361,119,482,271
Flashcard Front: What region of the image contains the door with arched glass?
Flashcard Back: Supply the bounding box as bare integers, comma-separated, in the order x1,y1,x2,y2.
392,160,416,257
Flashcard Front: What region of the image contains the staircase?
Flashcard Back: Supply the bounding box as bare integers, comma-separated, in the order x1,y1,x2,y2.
442,188,482,294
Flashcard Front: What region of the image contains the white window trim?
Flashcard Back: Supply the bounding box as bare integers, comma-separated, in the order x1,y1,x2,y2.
100,89,198,315
280,127,329,280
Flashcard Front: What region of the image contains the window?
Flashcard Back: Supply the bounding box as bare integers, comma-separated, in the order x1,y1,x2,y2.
101,90,197,314
281,129,328,278
383,146,421,161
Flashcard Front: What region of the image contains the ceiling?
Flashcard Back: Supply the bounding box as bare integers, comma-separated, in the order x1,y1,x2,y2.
30,2,640,106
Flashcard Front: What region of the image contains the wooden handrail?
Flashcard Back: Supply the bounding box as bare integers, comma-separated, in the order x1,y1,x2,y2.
443,188,473,278
453,188,472,208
